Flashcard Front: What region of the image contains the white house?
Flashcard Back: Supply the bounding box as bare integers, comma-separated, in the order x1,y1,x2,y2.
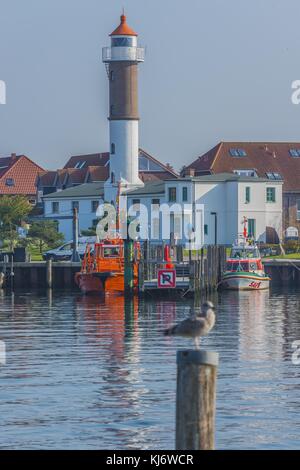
43,173,283,246
127,173,283,245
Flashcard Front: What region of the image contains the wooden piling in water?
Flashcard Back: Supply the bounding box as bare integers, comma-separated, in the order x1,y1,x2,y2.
124,239,134,297
176,349,219,450
46,260,52,289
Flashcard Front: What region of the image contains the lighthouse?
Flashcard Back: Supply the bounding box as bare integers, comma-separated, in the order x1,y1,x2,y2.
103,14,145,201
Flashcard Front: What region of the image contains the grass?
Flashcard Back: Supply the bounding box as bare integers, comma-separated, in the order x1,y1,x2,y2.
29,246,43,261
265,253,300,259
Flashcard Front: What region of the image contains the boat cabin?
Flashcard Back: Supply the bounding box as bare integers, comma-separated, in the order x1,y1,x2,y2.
226,259,263,272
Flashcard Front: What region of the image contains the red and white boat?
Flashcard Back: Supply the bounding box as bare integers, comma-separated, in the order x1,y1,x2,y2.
219,218,271,291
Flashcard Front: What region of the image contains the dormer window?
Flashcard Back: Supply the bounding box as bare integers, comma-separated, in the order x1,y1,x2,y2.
289,149,300,157
74,161,86,169
266,172,282,180
5,178,15,186
229,148,247,157
234,169,257,177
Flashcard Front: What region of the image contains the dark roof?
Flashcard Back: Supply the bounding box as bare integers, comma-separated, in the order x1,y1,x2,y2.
43,183,104,199
64,153,110,169
127,181,165,196
38,171,57,186
185,142,300,191
85,166,109,182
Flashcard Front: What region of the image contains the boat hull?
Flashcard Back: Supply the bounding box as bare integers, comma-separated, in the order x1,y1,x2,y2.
75,272,137,295
75,273,105,295
220,273,270,291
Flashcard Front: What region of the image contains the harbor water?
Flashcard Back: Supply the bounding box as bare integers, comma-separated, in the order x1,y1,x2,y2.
0,287,300,449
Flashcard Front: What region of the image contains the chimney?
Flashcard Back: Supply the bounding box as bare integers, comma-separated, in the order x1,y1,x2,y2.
11,153,17,161
184,167,195,177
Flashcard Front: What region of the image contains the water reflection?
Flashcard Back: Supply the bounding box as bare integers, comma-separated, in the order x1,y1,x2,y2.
0,288,300,449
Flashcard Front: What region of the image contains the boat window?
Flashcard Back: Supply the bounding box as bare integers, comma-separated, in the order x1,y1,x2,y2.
241,262,249,271
103,247,120,257
249,261,257,271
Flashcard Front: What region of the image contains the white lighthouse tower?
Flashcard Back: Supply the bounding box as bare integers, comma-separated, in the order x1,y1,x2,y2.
103,14,145,202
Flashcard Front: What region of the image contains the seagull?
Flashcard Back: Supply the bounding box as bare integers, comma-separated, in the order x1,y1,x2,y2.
163,301,216,349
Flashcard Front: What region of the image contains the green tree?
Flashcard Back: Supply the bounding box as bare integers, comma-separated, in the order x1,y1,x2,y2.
0,195,32,251
27,220,65,254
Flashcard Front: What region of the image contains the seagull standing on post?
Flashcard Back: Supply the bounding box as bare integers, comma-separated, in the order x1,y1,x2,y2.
163,301,216,349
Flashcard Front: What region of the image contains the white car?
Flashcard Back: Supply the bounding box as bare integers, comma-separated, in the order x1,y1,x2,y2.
43,237,96,261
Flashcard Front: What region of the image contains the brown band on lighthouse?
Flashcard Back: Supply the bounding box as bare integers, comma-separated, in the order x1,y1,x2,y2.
109,62,139,120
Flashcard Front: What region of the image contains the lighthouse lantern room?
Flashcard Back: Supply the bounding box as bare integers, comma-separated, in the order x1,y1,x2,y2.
103,14,145,201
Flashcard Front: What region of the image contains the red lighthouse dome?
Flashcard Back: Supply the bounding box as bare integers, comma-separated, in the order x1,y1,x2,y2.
110,14,138,37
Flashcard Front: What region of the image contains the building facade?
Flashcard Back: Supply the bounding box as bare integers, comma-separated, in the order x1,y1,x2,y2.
183,141,300,239
43,174,282,246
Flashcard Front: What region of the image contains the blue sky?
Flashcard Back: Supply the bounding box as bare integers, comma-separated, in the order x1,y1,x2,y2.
0,0,300,171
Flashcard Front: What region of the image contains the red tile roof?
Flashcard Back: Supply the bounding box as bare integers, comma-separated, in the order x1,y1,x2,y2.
185,142,300,192
0,154,44,196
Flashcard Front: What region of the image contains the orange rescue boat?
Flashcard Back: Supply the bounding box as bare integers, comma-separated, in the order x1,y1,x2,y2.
75,238,140,295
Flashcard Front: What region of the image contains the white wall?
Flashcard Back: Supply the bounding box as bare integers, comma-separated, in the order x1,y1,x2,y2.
238,182,282,242
44,198,101,241
43,179,283,245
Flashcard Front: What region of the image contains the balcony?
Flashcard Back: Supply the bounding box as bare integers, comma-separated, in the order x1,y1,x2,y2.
102,46,145,63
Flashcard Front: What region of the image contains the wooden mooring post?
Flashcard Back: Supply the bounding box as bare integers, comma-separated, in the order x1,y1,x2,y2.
176,350,219,450
124,238,134,297
46,259,52,289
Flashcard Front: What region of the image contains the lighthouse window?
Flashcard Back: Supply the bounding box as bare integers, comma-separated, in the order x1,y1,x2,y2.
111,143,115,155
110,71,114,81
112,37,134,47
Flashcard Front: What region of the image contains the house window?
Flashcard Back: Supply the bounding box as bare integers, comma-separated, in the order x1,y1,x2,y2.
52,202,59,214
5,178,15,186
138,155,162,172
266,187,276,203
111,143,115,155
245,187,250,203
297,200,300,221
132,199,140,209
204,224,208,235
152,198,160,207
72,201,79,211
168,187,177,202
182,187,188,202
248,219,256,239
91,200,99,213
